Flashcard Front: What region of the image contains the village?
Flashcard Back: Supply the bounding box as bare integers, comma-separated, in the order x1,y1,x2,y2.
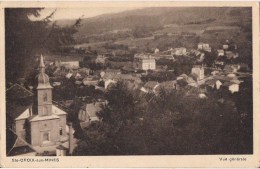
5,5,255,157
6,37,252,156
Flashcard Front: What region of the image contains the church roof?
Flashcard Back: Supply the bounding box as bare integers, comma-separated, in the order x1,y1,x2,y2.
30,114,60,122
37,55,52,89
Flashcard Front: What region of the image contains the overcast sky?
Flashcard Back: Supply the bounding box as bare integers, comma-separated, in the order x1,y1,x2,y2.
35,7,141,20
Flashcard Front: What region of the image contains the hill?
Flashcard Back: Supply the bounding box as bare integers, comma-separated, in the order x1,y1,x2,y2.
55,7,251,38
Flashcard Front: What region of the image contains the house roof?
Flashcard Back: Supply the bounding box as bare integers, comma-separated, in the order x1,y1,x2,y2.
160,81,177,90
6,84,34,100
205,79,218,86
81,102,105,118
222,81,238,87
105,68,121,74
7,129,36,156
144,81,159,89
8,145,36,156
56,144,68,150
6,101,33,121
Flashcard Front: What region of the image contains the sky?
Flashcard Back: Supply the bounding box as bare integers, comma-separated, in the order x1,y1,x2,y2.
33,7,141,20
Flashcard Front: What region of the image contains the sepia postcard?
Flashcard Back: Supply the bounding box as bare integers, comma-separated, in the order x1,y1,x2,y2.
0,1,260,168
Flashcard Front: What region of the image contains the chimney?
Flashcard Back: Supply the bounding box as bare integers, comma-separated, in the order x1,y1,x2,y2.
68,122,74,155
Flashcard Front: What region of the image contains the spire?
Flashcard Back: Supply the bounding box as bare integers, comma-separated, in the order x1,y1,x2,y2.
39,54,45,73
36,54,52,89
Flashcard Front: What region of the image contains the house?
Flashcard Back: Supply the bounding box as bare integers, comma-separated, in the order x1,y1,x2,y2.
104,79,117,89
217,49,225,57
223,40,229,50
6,56,68,155
53,82,61,87
78,101,106,128
223,44,229,50
154,48,160,54
222,82,239,93
191,65,204,81
211,70,219,76
60,61,80,69
159,80,179,91
224,64,240,73
134,53,154,59
205,79,222,90
136,57,156,71
6,129,37,156
141,81,160,93
75,80,82,85
65,72,73,79
73,72,83,80
225,51,239,59
77,68,91,77
239,63,250,71
95,54,107,64
104,68,121,75
82,76,99,86
198,43,211,52
171,47,187,56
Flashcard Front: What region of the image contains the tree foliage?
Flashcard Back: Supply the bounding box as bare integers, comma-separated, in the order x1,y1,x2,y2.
5,8,81,83
73,82,252,155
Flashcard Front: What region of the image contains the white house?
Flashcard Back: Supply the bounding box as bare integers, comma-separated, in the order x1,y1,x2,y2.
171,47,187,56
65,72,73,79
191,66,204,81
215,80,222,90
198,43,211,52
104,79,117,89
154,48,160,54
223,82,239,93
136,58,156,70
60,61,79,69
217,49,225,57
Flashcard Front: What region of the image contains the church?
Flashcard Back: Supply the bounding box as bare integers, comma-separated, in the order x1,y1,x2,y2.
6,55,69,156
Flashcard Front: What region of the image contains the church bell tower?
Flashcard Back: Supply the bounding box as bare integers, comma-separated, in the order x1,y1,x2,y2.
36,55,53,116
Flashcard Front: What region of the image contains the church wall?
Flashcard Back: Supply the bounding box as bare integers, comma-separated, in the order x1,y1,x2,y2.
37,89,52,104
15,119,26,146
59,115,67,137
30,118,60,146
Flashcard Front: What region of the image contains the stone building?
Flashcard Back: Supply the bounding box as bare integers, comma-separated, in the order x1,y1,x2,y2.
6,55,68,155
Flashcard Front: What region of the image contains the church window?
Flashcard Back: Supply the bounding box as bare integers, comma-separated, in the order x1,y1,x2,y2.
60,128,63,135
43,92,47,102
42,132,50,142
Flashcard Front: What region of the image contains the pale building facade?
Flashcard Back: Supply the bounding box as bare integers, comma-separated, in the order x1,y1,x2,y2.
191,66,205,81
7,56,68,154
137,58,156,70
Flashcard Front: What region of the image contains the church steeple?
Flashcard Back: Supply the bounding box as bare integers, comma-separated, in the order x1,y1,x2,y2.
37,55,52,89
39,54,45,73
36,55,53,116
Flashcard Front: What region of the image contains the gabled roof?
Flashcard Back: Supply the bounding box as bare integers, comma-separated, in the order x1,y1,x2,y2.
6,101,33,121
81,102,105,118
7,129,36,156
6,84,34,100
144,81,159,89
